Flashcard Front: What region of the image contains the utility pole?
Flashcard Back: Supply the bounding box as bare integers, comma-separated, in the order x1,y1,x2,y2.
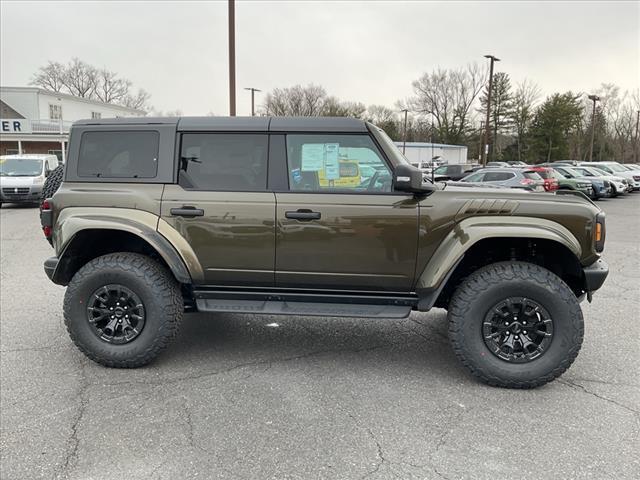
481,54,500,166
477,121,484,162
244,87,261,116
635,110,640,163
228,0,236,116
400,109,409,154
588,94,600,162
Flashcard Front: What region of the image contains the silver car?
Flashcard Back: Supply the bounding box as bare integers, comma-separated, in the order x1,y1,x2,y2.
458,168,546,192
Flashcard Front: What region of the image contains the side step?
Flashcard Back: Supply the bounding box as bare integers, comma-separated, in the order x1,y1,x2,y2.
195,299,411,318
192,289,416,318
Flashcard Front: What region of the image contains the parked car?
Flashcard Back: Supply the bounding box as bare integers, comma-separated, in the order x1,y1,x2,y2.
621,163,640,171
486,161,511,167
556,165,625,197
459,168,546,191
544,165,608,200
507,161,528,167
431,163,479,181
0,154,60,207
525,166,559,192
580,162,640,191
532,166,593,198
39,116,609,389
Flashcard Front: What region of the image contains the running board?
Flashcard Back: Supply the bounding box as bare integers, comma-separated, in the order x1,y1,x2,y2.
193,289,416,318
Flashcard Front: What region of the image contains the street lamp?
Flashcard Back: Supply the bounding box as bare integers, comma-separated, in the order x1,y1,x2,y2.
400,109,409,154
481,54,500,166
244,87,261,116
228,0,236,116
588,94,600,162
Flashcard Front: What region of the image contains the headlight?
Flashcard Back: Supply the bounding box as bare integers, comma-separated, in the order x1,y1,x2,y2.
32,176,45,185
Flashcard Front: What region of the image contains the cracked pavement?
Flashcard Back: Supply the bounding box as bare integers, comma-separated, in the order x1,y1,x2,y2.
1,194,639,480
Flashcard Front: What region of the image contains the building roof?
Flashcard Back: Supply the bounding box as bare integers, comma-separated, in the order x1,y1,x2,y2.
74,116,369,132
394,142,466,149
0,86,146,115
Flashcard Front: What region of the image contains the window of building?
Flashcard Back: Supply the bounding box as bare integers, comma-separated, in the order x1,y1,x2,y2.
49,104,62,120
78,131,159,178
179,133,268,191
285,134,391,192
91,112,102,119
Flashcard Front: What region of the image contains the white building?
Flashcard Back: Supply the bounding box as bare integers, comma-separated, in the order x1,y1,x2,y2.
0,86,145,162
395,142,468,166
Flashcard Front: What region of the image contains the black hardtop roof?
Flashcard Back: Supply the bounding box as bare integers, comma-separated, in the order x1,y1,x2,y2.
73,116,369,133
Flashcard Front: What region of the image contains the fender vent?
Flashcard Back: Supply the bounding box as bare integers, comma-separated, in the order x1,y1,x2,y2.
457,199,518,217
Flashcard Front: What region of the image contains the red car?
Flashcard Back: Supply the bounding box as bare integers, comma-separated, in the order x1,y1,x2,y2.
528,167,559,191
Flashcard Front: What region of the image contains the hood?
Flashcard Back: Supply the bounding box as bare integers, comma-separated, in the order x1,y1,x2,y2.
0,175,40,187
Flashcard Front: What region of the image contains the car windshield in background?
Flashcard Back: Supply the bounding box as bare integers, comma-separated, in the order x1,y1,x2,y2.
548,169,566,180
563,167,585,177
605,164,628,173
0,158,43,176
523,171,543,180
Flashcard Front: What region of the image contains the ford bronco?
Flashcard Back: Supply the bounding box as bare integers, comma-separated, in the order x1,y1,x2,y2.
40,116,609,388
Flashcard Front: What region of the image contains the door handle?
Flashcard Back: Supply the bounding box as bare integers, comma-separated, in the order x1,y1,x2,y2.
285,209,321,221
170,206,204,218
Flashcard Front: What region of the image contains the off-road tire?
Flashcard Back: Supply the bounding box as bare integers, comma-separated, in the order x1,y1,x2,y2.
64,252,183,368
448,261,584,389
40,164,65,202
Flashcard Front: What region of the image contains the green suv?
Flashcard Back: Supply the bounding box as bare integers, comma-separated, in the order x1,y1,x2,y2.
40,117,609,388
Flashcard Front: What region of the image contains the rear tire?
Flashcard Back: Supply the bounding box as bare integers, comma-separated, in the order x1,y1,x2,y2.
64,253,183,368
448,261,584,388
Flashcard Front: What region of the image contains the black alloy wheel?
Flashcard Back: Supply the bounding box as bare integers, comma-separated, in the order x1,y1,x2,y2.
87,284,146,344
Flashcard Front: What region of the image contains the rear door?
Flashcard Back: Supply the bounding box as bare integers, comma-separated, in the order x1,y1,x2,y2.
161,132,275,286
273,133,419,292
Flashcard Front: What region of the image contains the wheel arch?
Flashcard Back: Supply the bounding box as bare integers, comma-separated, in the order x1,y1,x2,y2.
416,217,585,310
51,209,201,285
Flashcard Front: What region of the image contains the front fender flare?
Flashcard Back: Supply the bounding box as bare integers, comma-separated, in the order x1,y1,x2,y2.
415,216,582,308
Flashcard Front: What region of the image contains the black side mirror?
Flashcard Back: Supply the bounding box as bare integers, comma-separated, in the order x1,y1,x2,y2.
394,164,435,194
44,169,51,177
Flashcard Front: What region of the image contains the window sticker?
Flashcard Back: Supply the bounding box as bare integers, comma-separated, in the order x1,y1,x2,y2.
291,167,302,184
324,143,340,180
301,144,325,171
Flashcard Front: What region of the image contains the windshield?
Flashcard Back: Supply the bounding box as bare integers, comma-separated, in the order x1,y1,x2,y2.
548,169,566,180
0,158,43,177
562,167,584,178
606,163,627,173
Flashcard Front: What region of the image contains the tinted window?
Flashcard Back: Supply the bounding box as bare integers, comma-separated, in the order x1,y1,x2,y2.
78,131,158,178
286,134,391,192
484,172,515,181
434,166,448,175
523,171,543,180
179,134,268,191
462,172,485,182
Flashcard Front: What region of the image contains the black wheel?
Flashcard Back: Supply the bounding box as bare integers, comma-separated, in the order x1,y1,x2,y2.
40,164,64,203
448,261,584,388
64,252,183,368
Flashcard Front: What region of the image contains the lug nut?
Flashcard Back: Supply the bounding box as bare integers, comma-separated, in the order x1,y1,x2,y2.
523,330,527,334
111,315,115,319
110,307,113,311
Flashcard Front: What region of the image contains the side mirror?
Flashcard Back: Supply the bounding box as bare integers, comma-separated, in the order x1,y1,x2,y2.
394,164,435,194
44,169,51,177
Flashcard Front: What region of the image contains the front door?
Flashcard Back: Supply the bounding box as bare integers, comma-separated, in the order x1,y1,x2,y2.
275,133,419,292
161,132,275,286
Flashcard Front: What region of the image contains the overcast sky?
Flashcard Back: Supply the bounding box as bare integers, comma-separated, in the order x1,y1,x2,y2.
1,1,638,116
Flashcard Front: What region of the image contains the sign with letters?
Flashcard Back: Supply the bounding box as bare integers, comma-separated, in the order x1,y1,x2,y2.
0,119,32,134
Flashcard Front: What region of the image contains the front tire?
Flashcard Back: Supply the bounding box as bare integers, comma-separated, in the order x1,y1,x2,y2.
64,253,183,367
448,261,584,388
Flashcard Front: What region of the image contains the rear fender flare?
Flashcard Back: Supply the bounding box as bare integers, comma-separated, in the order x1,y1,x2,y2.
54,208,203,284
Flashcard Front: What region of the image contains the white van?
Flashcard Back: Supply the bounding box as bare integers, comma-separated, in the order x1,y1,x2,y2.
0,154,59,207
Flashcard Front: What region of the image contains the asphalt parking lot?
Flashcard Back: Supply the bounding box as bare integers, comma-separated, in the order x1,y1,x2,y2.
1,194,639,480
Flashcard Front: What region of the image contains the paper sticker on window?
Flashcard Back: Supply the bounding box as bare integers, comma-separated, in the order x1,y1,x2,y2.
301,144,325,171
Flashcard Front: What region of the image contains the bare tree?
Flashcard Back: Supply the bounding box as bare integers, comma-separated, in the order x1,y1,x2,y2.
94,69,131,104
511,79,541,161
61,58,97,98
408,63,486,144
123,89,151,111
30,61,66,92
